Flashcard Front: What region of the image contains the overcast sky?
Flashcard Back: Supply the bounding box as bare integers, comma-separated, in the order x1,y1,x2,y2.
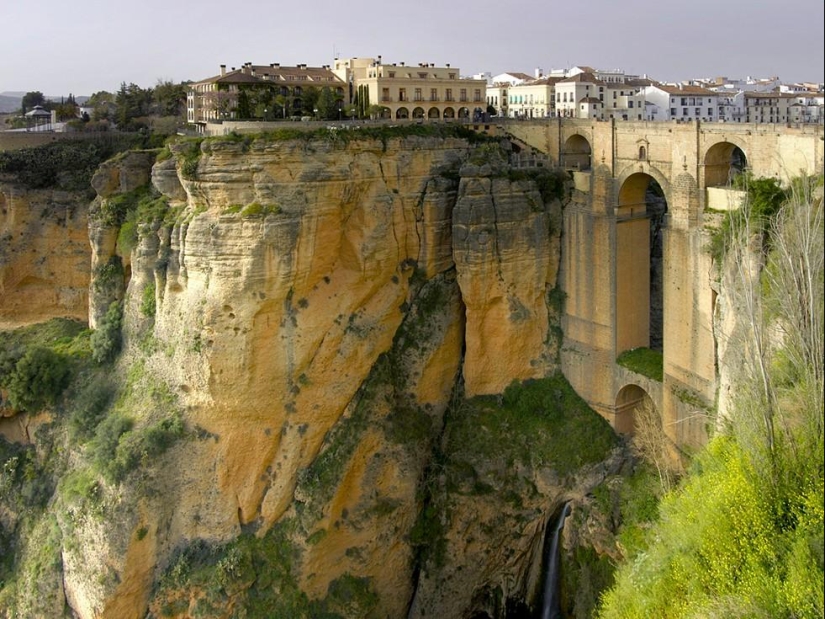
1,0,823,97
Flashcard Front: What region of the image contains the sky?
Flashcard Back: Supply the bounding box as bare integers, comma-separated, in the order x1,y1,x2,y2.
1,0,823,98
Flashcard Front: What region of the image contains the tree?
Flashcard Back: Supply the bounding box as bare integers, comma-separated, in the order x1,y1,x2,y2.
87,90,115,121
152,80,187,117
6,347,70,412
21,91,45,114
316,87,339,120
236,89,253,119
274,94,288,118
115,82,153,130
302,86,320,117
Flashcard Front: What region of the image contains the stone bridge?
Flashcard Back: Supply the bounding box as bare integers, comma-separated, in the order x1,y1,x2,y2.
487,118,824,449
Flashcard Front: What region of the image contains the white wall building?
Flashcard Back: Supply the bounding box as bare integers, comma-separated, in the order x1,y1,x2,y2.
641,84,719,121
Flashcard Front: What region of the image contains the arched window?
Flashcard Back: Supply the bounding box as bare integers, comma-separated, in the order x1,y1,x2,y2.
639,146,647,160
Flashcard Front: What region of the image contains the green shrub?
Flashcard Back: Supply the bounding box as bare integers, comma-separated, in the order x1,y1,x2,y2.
5,347,71,413
241,202,280,217
616,347,663,382
91,301,123,364
67,373,116,442
141,282,157,318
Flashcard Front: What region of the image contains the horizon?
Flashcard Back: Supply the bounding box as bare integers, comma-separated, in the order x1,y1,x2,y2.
1,0,823,96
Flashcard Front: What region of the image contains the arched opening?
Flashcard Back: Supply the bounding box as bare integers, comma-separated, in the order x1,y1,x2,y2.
704,142,748,187
617,173,668,353
458,107,470,119
443,107,455,119
379,107,391,119
427,107,440,119
638,145,647,160
412,107,425,119
563,134,592,170
395,107,409,119
615,384,654,435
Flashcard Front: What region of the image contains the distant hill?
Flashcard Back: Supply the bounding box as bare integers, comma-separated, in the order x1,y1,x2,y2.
0,94,21,113
0,92,90,113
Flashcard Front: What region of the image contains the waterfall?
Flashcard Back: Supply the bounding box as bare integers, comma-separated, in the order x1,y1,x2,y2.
539,502,571,619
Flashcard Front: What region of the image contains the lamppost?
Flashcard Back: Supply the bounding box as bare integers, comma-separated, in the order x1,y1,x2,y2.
313,107,318,121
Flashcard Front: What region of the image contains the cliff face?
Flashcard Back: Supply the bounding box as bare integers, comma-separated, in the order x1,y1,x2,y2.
2,133,621,619
0,179,90,327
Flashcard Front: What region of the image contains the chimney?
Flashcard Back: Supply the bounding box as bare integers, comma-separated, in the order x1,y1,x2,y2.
220,64,226,77
400,61,405,66
251,66,256,77
446,63,450,68
377,55,382,63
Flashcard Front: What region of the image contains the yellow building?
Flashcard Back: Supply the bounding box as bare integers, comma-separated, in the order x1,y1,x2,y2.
187,62,347,129
333,57,488,120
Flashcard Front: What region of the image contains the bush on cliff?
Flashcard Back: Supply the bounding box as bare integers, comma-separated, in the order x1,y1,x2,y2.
91,301,123,364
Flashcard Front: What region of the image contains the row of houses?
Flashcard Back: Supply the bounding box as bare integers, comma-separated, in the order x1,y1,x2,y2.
186,57,824,131
486,66,824,123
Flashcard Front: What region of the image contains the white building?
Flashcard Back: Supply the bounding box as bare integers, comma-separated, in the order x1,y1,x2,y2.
641,84,719,121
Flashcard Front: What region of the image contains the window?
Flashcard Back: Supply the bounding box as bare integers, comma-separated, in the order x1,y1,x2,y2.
695,108,701,116
399,88,407,102
639,146,646,160
670,108,677,116
382,87,390,102
460,89,467,102
418,72,428,79
431,88,438,101
388,71,395,78
683,108,688,116
681,98,687,105
474,89,482,102
446,88,453,101
449,73,456,79
414,88,423,101
629,101,634,108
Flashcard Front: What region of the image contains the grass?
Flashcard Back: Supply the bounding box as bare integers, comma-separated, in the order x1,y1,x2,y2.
151,518,379,618
616,347,664,382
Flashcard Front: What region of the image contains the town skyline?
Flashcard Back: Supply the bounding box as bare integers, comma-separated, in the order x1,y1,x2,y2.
1,0,823,98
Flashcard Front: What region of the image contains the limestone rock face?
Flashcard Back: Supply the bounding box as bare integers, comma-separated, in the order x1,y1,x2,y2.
453,168,560,396
46,134,573,619
0,180,90,327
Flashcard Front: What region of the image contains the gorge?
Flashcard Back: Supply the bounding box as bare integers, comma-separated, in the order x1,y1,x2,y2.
0,121,822,618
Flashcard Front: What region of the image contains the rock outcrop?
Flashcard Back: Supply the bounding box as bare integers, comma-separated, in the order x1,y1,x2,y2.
0,180,90,327
3,132,622,619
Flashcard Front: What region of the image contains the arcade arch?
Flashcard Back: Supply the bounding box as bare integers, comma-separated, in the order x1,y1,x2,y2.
615,384,655,435
704,142,748,187
616,173,668,353
396,107,409,119
562,134,592,170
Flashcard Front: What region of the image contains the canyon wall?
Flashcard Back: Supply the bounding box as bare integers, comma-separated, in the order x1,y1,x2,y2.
1,133,623,619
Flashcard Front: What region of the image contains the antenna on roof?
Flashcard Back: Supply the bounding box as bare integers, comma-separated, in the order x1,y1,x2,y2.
333,43,338,60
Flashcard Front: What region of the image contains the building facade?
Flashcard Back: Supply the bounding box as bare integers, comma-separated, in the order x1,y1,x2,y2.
332,57,488,120
187,63,347,129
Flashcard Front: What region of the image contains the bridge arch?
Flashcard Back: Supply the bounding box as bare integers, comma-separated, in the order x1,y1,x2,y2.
704,140,748,187
616,172,669,353
562,134,592,170
615,384,655,435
